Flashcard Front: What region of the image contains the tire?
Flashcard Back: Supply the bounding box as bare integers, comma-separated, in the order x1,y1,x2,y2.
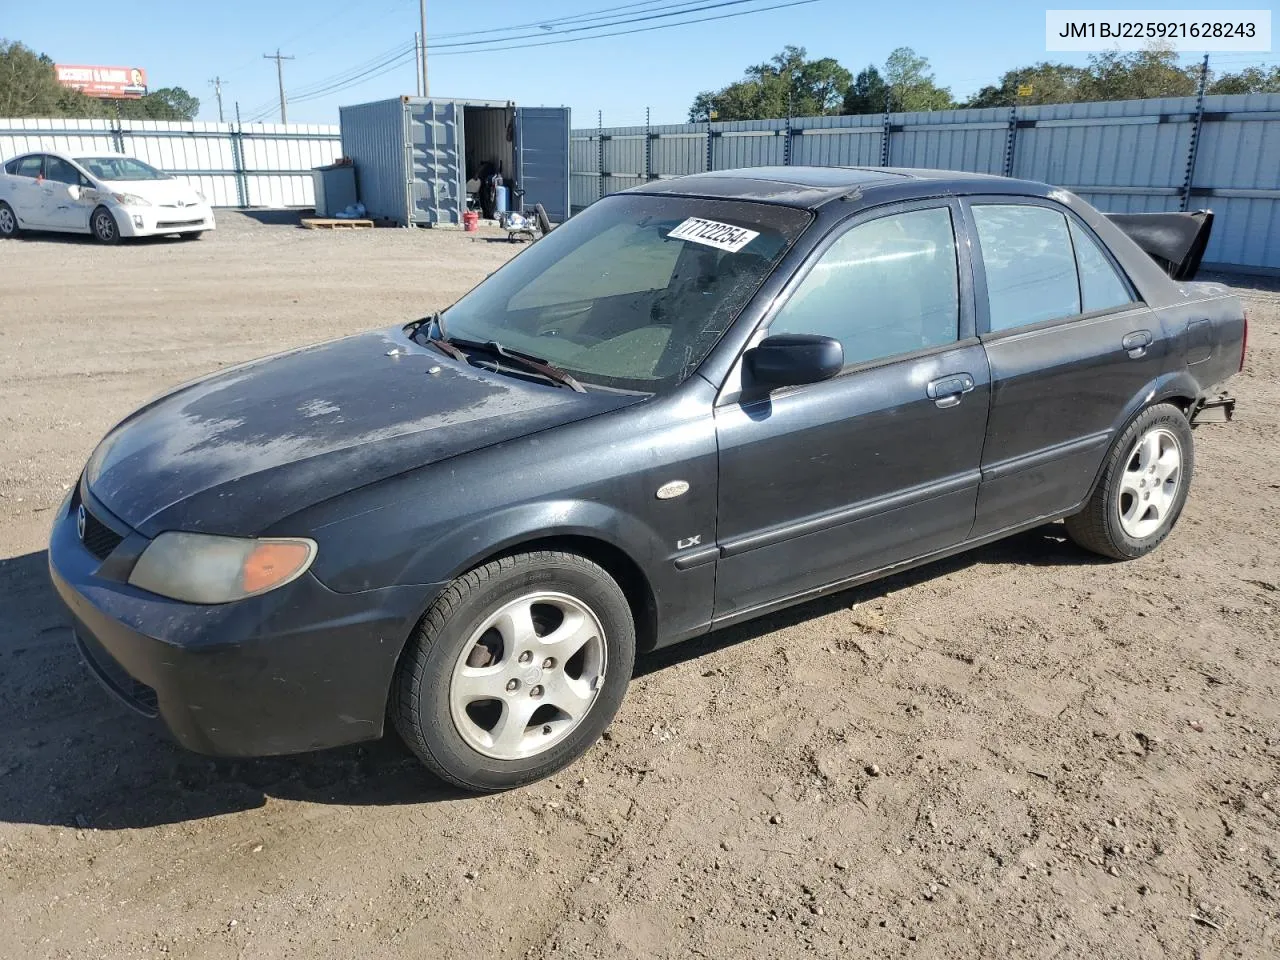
534,203,553,237
0,201,19,238
91,206,121,245
392,551,636,792
1064,402,1194,560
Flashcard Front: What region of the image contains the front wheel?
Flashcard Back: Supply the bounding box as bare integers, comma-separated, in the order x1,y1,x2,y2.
392,551,636,792
91,206,121,245
1064,402,1195,559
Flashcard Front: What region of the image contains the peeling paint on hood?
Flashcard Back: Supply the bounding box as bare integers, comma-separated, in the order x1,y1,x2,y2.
85,328,640,537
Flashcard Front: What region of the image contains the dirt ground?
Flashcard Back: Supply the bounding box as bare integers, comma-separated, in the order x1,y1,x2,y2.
1,211,1277,960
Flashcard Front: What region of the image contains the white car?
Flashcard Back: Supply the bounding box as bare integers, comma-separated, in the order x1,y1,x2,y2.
0,150,214,243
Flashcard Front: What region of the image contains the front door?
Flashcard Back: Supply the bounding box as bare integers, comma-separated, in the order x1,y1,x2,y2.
40,156,93,232
713,201,992,621
962,198,1166,536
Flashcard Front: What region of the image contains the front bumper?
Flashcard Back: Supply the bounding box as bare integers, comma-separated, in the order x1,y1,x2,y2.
116,203,215,237
48,489,439,757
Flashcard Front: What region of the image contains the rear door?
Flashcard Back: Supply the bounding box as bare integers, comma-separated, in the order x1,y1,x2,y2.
963,197,1164,537
5,155,48,226
514,107,570,223
713,200,991,620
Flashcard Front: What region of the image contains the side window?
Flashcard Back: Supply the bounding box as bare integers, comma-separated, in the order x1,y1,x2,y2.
44,157,81,186
3,158,18,175
972,204,1080,331
1070,219,1136,313
14,156,44,179
769,207,959,367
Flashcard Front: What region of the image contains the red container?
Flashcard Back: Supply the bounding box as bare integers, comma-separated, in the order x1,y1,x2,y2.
463,210,480,233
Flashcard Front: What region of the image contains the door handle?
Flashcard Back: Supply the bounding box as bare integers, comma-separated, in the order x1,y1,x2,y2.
1122,330,1152,358
926,373,975,408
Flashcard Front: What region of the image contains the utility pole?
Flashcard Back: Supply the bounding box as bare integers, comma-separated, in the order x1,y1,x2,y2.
263,49,294,123
414,32,422,97
209,76,227,123
419,0,429,98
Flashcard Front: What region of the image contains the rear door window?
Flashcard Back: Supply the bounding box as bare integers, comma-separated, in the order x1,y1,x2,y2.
972,204,1080,331
13,156,44,179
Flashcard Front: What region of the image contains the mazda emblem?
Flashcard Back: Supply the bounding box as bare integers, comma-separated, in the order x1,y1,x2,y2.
76,504,87,540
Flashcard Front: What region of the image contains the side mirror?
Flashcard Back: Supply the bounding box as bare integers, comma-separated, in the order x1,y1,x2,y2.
744,334,844,390
67,184,81,200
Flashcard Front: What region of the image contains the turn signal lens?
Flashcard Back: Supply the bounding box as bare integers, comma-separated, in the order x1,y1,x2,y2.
242,540,314,594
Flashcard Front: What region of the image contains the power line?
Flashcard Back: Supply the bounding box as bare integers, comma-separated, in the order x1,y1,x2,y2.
429,0,821,56
428,0,790,51
241,40,413,120
429,0,727,41
263,49,295,123
251,0,820,119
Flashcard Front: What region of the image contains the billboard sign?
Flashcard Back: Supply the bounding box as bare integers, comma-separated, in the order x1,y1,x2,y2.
55,65,148,99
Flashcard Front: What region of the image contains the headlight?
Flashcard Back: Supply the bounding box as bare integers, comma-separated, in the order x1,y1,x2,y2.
112,192,151,206
128,532,317,604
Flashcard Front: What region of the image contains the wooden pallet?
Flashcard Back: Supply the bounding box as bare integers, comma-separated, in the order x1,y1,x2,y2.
301,217,374,230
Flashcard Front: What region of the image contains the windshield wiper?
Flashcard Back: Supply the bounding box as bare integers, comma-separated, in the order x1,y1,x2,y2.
448,337,586,393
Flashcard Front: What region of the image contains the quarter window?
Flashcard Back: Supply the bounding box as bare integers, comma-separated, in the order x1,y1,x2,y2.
769,207,960,367
1070,219,1135,313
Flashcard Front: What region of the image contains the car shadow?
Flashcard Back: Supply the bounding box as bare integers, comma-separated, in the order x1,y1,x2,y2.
0,523,1100,829
236,208,310,227
12,230,200,247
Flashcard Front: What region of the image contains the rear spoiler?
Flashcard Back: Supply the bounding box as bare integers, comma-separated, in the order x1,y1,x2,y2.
1104,210,1214,281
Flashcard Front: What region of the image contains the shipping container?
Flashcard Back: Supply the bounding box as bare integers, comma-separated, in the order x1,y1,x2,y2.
338,96,570,227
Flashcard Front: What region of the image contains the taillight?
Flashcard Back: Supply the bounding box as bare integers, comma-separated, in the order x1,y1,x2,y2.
1240,311,1248,371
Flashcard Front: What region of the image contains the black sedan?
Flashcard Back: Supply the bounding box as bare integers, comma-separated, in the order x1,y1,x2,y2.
50,167,1246,792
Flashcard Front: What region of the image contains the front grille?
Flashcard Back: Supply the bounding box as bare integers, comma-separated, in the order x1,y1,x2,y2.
156,218,204,229
74,630,159,717
81,508,124,560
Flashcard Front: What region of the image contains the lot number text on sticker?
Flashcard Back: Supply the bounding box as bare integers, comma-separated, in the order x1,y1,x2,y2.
668,217,760,253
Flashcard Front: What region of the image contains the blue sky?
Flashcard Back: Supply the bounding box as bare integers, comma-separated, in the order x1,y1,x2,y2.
7,0,1277,126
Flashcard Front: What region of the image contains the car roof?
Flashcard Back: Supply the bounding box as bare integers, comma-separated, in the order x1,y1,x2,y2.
630,166,1058,209
5,149,129,163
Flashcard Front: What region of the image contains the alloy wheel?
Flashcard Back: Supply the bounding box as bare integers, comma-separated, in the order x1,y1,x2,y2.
1117,427,1182,539
449,591,607,760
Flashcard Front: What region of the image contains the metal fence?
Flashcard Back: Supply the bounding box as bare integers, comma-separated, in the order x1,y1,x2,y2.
572,93,1280,274
0,118,342,208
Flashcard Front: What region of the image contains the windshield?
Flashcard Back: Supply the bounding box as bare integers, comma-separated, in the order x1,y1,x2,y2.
75,157,171,181
439,194,811,392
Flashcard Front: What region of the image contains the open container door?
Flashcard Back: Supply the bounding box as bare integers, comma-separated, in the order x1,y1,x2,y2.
514,107,571,223
407,99,464,225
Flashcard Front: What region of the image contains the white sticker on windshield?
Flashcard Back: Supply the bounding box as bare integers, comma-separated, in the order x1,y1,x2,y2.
668,217,760,253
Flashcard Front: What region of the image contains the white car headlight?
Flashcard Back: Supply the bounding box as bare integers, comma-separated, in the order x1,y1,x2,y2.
128,532,317,604
112,192,151,207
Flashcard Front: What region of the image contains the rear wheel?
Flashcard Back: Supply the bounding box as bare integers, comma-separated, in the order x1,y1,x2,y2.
0,201,19,238
1064,402,1194,559
392,551,635,792
91,206,121,245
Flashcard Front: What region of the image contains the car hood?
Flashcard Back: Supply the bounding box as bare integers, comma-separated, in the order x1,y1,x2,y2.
98,177,203,206
85,328,642,537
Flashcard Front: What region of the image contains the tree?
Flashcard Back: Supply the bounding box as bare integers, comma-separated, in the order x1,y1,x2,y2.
0,39,98,117
883,47,952,112
962,62,1088,108
119,87,200,121
1208,64,1280,95
688,45,851,121
1076,46,1196,101
842,65,888,115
